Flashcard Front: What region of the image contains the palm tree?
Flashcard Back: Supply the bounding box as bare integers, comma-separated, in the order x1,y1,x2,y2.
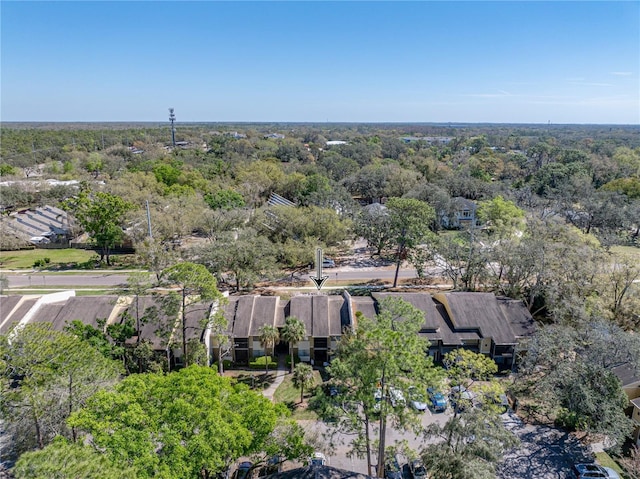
258,324,279,373
281,316,306,373
292,363,314,404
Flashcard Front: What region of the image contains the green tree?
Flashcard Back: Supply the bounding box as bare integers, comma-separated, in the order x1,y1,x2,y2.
204,188,246,210
353,203,393,256
443,349,500,417
197,228,278,291
69,366,282,479
62,189,133,265
421,350,517,479
258,325,280,373
0,324,121,453
281,316,307,373
477,195,525,238
517,320,639,448
326,297,441,477
421,409,519,479
13,437,135,479
292,363,315,404
386,197,436,287
163,262,224,367
135,237,178,281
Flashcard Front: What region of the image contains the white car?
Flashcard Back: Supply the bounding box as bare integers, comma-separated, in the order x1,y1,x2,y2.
408,386,428,412
389,387,405,408
310,452,327,466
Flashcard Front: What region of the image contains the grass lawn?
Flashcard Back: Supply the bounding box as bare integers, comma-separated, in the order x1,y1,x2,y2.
0,249,97,269
273,370,322,420
611,245,640,259
595,452,625,476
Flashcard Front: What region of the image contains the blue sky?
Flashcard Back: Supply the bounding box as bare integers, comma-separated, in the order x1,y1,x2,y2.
2,1,638,124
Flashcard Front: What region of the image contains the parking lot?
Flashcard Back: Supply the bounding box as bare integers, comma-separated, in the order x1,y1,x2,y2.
298,409,593,478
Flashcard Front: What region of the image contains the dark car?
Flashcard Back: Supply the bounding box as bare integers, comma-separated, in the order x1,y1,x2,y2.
571,463,620,478
409,459,428,479
384,456,403,479
258,456,281,477
232,461,253,479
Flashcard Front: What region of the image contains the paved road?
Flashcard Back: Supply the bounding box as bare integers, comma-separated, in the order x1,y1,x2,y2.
4,271,135,289
2,266,422,290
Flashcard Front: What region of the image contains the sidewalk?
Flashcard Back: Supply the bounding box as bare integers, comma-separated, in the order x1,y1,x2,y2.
261,356,288,402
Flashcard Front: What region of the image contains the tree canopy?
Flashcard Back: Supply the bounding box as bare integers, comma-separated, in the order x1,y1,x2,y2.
69,365,284,479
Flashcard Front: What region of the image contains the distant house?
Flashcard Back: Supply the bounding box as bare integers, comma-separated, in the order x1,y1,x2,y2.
1,204,73,244
225,131,247,139
264,133,285,139
439,197,480,229
613,363,640,445
400,136,453,145
326,140,347,146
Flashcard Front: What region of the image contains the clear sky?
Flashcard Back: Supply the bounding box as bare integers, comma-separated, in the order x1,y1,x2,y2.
1,1,639,124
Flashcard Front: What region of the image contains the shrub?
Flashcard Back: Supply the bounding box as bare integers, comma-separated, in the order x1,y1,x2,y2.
212,359,234,370
33,258,47,268
249,356,278,370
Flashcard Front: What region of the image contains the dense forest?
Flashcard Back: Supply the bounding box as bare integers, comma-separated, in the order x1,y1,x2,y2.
2,122,640,478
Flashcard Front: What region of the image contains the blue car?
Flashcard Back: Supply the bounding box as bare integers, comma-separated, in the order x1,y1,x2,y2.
427,387,448,412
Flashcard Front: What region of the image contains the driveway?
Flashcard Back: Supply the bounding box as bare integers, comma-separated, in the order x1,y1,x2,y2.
497,411,593,479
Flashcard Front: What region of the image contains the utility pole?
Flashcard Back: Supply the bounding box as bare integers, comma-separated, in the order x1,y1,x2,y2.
146,200,153,238
169,108,176,147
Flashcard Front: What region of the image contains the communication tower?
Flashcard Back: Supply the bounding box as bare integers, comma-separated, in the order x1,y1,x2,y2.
169,108,176,147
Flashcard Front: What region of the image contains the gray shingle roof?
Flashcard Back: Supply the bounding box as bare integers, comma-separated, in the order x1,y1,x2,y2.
0,296,21,329
36,296,119,331
613,363,640,388
226,295,347,339
437,292,523,345
0,298,37,334
355,292,533,347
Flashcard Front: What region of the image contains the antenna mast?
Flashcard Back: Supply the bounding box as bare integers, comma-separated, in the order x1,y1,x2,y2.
169,108,176,147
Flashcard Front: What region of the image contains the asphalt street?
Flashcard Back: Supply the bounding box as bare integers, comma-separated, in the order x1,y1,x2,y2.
2,266,421,290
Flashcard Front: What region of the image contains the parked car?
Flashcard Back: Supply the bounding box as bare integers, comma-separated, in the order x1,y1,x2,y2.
373,387,384,413
477,391,509,413
322,258,336,268
427,387,448,412
409,459,429,479
310,452,327,466
384,455,403,479
449,385,475,413
571,463,620,478
408,386,428,412
232,461,253,479
389,387,406,408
